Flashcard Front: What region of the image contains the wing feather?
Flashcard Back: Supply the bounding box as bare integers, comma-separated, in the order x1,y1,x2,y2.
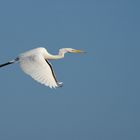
19,54,60,88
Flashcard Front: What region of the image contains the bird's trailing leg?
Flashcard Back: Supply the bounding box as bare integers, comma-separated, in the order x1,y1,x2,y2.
0,57,19,68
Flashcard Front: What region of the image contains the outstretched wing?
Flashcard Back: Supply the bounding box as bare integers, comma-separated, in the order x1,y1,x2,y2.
19,54,62,88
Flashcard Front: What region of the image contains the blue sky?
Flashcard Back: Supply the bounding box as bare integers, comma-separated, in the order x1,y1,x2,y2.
0,0,140,140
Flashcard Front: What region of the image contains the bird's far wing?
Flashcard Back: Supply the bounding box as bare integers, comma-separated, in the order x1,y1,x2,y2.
45,60,63,87
19,54,61,88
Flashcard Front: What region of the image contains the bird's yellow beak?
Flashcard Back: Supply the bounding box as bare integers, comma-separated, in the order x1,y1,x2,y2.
72,49,86,53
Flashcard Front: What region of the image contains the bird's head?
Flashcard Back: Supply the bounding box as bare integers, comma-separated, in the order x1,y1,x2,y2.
60,48,85,54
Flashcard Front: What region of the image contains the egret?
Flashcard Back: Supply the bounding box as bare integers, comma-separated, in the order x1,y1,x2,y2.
0,47,85,88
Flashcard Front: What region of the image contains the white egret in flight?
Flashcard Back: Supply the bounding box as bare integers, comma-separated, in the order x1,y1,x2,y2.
0,47,85,88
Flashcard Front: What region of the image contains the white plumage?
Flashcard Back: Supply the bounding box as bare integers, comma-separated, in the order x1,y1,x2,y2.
0,47,84,88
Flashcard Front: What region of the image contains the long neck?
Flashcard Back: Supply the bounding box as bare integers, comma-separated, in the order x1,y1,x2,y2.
46,50,66,60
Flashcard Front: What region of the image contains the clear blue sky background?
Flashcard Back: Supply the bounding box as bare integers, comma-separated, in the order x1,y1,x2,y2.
0,0,139,140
